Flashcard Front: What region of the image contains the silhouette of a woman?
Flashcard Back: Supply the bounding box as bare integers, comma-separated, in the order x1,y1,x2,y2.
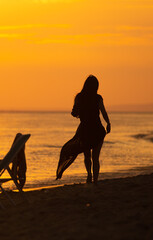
56,75,111,184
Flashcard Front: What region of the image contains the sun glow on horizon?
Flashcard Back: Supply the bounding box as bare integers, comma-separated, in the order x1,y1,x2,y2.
0,0,153,111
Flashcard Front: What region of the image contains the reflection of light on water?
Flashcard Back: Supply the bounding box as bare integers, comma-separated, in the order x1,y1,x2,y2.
0,112,153,190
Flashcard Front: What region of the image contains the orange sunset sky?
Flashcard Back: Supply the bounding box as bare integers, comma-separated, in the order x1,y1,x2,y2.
0,0,153,111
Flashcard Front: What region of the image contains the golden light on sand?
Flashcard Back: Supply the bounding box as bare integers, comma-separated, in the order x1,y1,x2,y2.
0,0,153,111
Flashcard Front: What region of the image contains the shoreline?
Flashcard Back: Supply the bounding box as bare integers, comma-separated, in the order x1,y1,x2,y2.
1,173,153,239
18,164,153,191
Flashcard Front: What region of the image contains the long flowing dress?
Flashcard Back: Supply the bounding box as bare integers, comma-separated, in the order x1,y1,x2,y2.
56,93,106,179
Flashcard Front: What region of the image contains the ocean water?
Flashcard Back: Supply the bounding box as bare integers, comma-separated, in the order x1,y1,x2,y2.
0,112,153,190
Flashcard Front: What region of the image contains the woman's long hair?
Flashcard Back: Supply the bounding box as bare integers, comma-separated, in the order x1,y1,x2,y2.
80,75,99,97
72,75,99,118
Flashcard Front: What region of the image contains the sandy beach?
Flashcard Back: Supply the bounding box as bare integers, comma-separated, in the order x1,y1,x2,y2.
1,173,153,240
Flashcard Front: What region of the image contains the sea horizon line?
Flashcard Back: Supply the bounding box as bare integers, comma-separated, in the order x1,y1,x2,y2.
0,110,153,114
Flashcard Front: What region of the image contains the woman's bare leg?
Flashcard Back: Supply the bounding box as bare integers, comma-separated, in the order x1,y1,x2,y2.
92,141,103,184
84,149,92,183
